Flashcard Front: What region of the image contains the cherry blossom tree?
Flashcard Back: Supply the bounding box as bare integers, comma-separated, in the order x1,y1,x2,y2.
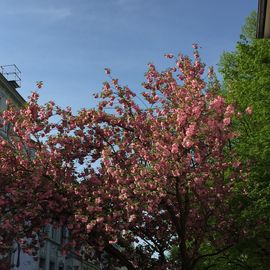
0,46,248,270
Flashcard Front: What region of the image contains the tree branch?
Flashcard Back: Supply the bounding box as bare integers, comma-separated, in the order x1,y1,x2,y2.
104,244,136,270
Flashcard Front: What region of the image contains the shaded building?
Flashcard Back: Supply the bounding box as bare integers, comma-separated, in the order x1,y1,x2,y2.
257,0,270,38
0,65,99,270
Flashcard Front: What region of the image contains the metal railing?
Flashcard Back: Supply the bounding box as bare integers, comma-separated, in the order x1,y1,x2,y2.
0,64,21,88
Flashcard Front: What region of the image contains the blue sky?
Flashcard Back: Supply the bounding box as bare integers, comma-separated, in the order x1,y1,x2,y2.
0,0,257,111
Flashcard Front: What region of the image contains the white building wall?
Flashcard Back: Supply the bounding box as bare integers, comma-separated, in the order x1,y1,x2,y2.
10,242,38,270
9,226,100,270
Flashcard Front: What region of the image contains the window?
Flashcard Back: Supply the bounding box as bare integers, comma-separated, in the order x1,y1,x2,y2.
60,226,69,244
58,261,64,270
51,226,59,242
39,258,45,270
49,261,55,270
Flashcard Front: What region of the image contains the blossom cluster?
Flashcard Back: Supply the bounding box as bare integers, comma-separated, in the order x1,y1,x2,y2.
0,48,250,269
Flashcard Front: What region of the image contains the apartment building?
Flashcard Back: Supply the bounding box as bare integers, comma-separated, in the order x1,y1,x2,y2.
9,225,100,270
0,65,100,270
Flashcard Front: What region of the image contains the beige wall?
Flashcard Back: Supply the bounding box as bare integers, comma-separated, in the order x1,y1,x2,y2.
264,0,270,37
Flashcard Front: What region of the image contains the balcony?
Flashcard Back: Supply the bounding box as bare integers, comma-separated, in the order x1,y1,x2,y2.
0,64,21,88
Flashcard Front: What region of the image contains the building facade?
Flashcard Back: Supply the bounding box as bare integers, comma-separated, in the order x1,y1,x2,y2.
257,0,270,38
0,66,100,270
10,225,99,270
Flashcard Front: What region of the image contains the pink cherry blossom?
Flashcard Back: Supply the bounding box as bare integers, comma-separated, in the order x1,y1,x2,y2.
245,106,253,115
0,47,248,270
171,143,179,153
223,117,231,126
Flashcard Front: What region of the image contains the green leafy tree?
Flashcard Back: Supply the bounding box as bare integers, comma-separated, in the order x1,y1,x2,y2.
217,11,270,269
241,10,257,42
